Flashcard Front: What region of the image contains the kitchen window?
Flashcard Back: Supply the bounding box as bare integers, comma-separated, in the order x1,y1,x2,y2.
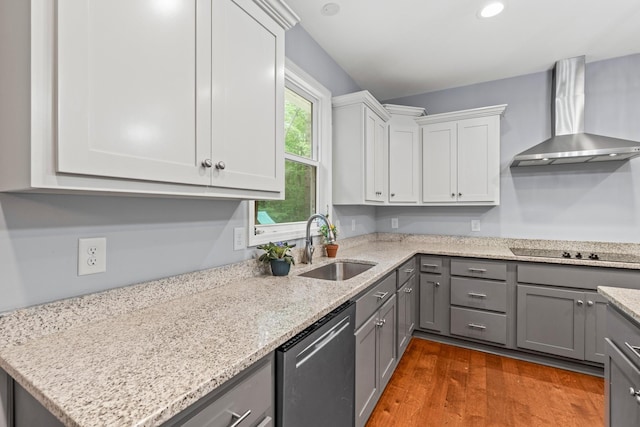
248,60,332,246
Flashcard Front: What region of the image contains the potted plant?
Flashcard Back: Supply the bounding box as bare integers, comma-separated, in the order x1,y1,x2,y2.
319,223,339,257
257,241,296,276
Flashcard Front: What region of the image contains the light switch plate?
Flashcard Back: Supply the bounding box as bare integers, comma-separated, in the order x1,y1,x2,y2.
234,227,246,250
391,218,399,229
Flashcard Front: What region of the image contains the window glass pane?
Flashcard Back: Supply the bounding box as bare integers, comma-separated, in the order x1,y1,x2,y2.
285,87,313,159
256,159,316,224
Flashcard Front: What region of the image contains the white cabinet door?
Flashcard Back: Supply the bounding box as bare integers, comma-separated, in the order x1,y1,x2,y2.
364,108,387,202
56,0,211,186
389,126,419,203
457,116,500,202
211,0,283,192
422,122,457,202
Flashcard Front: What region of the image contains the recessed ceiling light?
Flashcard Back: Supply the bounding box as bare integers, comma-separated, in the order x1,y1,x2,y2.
321,3,340,16
479,1,505,18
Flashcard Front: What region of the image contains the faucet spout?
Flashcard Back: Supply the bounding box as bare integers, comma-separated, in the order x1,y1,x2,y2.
302,213,335,264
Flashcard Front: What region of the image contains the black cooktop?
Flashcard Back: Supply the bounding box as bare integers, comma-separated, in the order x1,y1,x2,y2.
509,247,640,264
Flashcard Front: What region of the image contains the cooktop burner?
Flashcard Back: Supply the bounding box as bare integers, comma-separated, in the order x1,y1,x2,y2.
509,247,640,264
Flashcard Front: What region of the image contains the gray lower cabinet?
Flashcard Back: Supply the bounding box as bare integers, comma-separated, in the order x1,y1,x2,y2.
419,272,449,332
605,305,640,427
0,369,64,427
354,295,396,427
397,272,417,357
517,285,605,363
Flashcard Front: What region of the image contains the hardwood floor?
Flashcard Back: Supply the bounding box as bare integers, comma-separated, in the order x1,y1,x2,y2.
366,338,605,427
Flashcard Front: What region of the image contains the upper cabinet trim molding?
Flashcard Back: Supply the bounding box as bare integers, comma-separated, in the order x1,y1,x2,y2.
253,0,300,29
416,104,507,125
332,90,391,121
383,104,426,117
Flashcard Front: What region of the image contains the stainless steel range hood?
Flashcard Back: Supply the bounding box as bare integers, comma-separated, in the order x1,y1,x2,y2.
511,56,640,167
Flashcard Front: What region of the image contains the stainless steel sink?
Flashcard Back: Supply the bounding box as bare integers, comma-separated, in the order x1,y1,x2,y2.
299,261,376,281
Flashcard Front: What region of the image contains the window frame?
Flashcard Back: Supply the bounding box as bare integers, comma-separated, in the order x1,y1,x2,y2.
248,59,332,247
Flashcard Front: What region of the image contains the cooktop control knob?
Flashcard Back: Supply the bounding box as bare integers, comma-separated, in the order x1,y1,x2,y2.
575,252,583,259
562,251,571,258
589,253,600,260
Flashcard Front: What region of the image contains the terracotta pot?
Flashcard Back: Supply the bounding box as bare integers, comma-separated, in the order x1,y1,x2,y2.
325,244,339,258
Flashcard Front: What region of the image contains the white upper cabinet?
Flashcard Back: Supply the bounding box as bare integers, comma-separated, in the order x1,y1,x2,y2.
385,105,425,204
0,0,298,199
417,105,506,206
333,91,391,205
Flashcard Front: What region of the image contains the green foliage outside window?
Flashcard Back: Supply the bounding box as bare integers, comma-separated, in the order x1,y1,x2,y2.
256,88,316,224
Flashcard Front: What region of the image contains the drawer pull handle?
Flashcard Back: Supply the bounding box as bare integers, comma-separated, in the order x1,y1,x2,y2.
422,263,439,268
404,268,415,274
468,323,486,330
229,409,252,427
468,268,487,273
426,281,440,287
468,292,487,299
375,291,389,300
625,342,640,360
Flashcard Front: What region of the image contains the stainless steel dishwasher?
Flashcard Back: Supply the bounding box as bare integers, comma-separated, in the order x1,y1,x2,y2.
276,301,356,427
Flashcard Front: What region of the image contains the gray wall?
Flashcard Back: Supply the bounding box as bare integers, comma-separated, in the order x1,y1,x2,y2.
380,54,640,243
0,25,370,313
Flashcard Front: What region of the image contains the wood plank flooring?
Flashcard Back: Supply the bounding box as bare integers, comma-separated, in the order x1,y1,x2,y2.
366,338,604,427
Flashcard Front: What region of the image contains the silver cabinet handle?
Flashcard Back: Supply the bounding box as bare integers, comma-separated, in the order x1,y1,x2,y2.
404,268,415,274
404,287,413,293
587,300,594,307
426,281,440,287
468,292,487,299
468,323,486,330
422,263,439,269
229,409,251,427
256,417,272,427
625,342,640,360
468,268,487,273
202,159,213,168
375,319,385,327
375,291,389,300
216,161,226,170
577,300,584,306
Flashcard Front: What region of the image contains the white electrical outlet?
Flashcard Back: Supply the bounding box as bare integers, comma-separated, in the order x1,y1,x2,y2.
351,219,356,231
78,237,107,276
471,220,481,232
234,227,246,250
391,218,399,229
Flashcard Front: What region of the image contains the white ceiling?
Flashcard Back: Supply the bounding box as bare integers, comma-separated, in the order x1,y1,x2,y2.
285,0,640,100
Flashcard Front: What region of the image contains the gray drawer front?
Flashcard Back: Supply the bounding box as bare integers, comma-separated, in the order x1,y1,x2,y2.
397,258,416,288
607,305,640,367
450,277,507,313
450,306,507,345
451,259,506,281
518,263,640,291
183,359,272,427
419,256,443,274
356,273,396,328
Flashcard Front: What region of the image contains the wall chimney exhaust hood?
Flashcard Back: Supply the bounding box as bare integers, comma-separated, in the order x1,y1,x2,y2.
510,56,640,167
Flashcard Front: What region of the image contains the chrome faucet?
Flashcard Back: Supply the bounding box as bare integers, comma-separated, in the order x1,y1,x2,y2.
302,213,335,264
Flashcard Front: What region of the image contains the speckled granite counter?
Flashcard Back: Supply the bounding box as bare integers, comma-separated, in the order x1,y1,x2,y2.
599,286,640,324
3,233,640,426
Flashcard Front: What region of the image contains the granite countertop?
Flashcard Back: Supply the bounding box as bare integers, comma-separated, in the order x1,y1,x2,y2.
598,286,640,324
3,233,640,426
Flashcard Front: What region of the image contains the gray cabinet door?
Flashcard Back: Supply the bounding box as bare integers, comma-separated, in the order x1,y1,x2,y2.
397,282,409,355
407,275,417,335
585,292,607,364
354,315,378,427
605,339,640,427
517,285,585,360
378,295,397,391
419,273,448,332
